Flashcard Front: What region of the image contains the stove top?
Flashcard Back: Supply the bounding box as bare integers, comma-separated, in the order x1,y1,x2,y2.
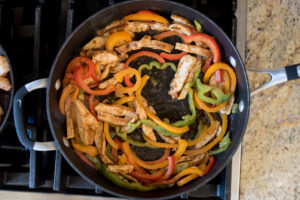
0,0,246,199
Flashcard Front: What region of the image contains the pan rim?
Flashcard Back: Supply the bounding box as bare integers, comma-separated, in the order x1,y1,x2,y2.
47,0,250,199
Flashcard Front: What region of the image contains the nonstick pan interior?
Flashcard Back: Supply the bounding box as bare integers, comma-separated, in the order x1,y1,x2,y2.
0,44,14,133
47,0,250,199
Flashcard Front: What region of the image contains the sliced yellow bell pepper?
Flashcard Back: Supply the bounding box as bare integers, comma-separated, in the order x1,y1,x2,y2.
136,75,189,134
123,12,169,24
106,31,132,51
114,68,142,94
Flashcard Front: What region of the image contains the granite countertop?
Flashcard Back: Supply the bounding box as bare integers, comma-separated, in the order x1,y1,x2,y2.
240,0,300,199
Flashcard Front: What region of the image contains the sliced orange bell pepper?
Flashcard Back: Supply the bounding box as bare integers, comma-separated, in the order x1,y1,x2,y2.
185,114,228,156
203,63,236,93
113,96,135,105
122,139,187,170
123,12,169,24
114,68,142,94
71,139,98,157
176,173,199,187
118,154,127,165
165,167,205,185
104,122,118,149
106,31,132,51
136,75,189,134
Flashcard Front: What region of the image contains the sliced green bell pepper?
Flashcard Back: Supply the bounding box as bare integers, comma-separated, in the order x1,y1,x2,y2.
86,155,162,191
115,127,154,148
196,78,231,105
171,88,196,127
138,61,176,74
209,132,231,155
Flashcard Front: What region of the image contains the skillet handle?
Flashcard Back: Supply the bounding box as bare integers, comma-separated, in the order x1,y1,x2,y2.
13,78,57,151
248,63,300,96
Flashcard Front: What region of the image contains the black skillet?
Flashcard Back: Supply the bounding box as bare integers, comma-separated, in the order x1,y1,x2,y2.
0,44,14,133
13,0,300,199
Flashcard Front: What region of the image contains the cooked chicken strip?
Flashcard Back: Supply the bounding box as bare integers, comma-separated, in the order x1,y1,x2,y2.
92,50,119,65
175,43,211,58
82,37,106,51
96,103,135,118
110,63,124,74
124,21,169,33
116,35,174,60
95,121,113,164
169,23,193,36
0,56,9,76
107,165,134,174
168,55,197,99
134,99,156,141
157,132,176,144
0,77,12,91
80,49,97,58
65,97,75,139
73,100,98,145
99,63,114,81
189,154,206,166
120,114,139,133
98,77,118,89
176,156,192,163
97,20,128,36
195,125,221,149
219,95,235,115
171,14,194,28
178,58,202,100
83,77,95,86
96,112,130,126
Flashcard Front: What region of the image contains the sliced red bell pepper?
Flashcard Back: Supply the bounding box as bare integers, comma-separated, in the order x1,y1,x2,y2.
114,138,123,151
75,150,95,169
153,31,188,43
74,66,115,95
215,69,222,83
111,147,118,164
190,28,198,34
130,170,164,181
136,10,157,15
88,94,97,118
162,156,175,180
160,52,188,60
202,56,213,73
150,155,175,185
201,156,215,176
124,51,165,87
64,57,100,83
183,33,221,63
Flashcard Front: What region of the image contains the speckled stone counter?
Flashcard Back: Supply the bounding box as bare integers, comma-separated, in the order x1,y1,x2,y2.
240,0,300,200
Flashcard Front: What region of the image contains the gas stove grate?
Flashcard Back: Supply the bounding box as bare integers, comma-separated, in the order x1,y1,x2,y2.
0,0,238,199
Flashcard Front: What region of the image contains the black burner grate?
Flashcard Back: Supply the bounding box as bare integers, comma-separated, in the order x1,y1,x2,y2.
0,0,237,199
